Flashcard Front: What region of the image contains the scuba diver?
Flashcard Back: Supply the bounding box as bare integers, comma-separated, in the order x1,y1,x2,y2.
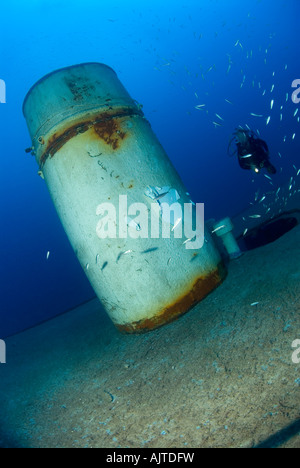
228,128,277,175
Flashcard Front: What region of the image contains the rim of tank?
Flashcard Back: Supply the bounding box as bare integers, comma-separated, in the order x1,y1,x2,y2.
22,62,116,115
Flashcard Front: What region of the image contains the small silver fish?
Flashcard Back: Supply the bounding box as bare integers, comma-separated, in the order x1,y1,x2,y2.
182,236,196,245
240,153,253,159
116,250,133,263
172,218,182,231
154,191,170,200
141,248,159,254
211,225,226,234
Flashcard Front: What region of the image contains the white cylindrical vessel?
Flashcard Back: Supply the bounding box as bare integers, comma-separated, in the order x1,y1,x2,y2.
23,63,226,333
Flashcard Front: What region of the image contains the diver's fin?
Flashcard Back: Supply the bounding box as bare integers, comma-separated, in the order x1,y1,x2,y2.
267,163,277,174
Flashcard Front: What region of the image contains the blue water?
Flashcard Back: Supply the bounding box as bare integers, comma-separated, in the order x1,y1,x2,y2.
0,0,299,337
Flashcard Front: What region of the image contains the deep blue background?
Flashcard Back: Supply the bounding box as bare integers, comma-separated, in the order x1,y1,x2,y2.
0,0,299,337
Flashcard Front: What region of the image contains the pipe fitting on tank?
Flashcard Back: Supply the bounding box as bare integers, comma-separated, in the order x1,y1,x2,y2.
212,217,242,259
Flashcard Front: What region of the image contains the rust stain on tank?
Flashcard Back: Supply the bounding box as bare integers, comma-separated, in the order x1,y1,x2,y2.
65,76,96,102
115,262,227,334
93,119,126,150
39,107,142,167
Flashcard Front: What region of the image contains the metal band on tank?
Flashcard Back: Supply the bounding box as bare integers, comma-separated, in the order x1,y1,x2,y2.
39,106,144,167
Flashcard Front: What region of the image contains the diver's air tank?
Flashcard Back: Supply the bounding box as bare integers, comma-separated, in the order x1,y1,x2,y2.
23,63,226,333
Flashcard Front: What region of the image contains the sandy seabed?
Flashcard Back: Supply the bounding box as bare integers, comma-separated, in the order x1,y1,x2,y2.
0,225,299,448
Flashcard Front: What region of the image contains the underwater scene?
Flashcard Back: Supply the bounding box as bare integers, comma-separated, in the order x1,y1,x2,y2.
0,0,299,450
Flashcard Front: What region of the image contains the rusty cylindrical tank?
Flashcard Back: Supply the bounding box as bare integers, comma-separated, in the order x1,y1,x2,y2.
23,63,226,333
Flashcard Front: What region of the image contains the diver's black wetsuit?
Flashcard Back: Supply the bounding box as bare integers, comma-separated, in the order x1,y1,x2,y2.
236,132,276,174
